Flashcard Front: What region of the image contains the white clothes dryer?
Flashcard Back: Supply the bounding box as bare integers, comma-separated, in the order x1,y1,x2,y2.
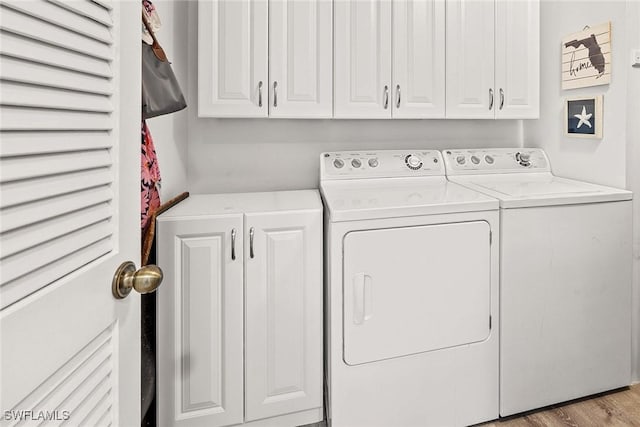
321,150,500,427
442,148,633,417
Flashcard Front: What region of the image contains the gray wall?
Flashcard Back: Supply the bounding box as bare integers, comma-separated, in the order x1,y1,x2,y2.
523,1,630,188
150,0,521,198
625,0,640,384
150,0,640,383
523,0,640,381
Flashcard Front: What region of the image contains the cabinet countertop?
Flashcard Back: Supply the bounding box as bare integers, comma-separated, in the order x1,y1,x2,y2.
158,189,322,219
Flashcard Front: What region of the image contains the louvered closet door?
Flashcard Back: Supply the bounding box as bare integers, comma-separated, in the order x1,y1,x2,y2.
0,0,141,425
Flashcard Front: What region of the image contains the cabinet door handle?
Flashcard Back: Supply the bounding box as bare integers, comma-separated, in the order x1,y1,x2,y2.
231,228,237,261
383,85,389,110
396,84,401,109
499,88,505,110
489,88,494,110
249,227,255,259
273,81,278,107
258,81,263,107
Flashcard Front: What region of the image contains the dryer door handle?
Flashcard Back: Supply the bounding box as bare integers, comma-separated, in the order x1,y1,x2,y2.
353,273,373,325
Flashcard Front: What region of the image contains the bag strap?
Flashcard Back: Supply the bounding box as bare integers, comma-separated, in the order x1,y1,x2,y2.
142,10,168,62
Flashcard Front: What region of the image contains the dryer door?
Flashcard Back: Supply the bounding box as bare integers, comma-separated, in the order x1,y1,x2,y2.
343,221,491,365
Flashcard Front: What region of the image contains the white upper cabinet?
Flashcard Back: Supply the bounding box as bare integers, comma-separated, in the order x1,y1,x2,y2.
446,0,495,118
495,0,540,119
269,0,333,118
199,0,332,118
198,0,538,119
198,0,268,117
446,0,539,119
334,0,393,118
334,0,445,119
393,0,446,118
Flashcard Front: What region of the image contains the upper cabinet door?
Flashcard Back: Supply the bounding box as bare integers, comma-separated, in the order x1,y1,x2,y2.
244,210,323,421
495,0,539,119
269,0,333,118
334,0,392,118
446,0,495,119
198,0,268,117
392,0,445,118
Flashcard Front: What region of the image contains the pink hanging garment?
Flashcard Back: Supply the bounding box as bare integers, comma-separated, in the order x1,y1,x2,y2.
141,120,161,230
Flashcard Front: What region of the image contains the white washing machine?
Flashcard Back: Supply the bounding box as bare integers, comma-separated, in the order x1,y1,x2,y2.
442,148,633,417
320,150,500,427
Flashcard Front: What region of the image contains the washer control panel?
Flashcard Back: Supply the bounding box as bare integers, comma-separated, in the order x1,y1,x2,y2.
321,150,444,179
442,148,550,175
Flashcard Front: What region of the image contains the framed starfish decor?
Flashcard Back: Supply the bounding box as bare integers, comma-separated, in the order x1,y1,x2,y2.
565,96,603,139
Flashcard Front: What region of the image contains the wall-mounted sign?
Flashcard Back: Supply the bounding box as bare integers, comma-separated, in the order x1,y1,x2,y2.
565,96,603,139
562,22,611,90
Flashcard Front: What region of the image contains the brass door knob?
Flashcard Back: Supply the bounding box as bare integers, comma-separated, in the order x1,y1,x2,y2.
112,261,163,299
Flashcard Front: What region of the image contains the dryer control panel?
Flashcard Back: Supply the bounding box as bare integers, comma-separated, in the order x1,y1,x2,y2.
321,150,444,180
442,148,550,175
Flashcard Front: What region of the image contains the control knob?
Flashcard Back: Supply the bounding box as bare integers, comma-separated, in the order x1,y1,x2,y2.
405,154,423,170
351,159,362,168
333,158,344,169
515,152,531,167
485,155,495,164
368,158,379,168
471,155,480,165
456,155,466,165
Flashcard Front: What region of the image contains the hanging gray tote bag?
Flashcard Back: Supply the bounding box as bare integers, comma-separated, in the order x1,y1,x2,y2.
141,13,186,119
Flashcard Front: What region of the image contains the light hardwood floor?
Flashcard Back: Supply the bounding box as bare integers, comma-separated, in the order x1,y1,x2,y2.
479,384,640,427
305,384,640,427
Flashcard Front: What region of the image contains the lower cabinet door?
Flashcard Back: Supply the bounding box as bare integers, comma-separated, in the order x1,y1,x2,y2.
157,215,244,427
243,210,323,421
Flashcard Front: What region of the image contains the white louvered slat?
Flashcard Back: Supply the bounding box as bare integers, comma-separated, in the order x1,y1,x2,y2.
1,219,112,284
0,56,112,95
30,347,112,421
1,107,112,131
46,363,112,427
1,203,111,259
0,5,113,59
0,32,112,78
0,131,112,157
0,168,111,208
0,81,113,113
47,0,113,27
94,404,113,427
5,325,114,427
57,374,112,426
91,0,113,11
0,238,112,309
72,392,112,427
1,185,111,233
0,150,111,182
2,0,112,43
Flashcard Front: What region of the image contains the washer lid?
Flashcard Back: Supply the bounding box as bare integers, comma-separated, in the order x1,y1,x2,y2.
450,173,632,208
320,177,498,222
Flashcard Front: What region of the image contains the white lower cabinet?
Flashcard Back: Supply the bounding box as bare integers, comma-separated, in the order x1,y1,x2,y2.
157,191,323,427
